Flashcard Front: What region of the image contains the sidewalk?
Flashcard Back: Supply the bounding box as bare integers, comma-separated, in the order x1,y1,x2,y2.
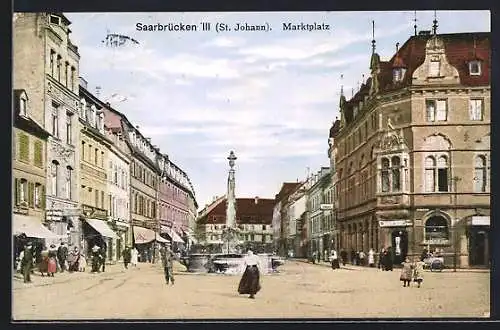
293,258,490,273
12,262,141,290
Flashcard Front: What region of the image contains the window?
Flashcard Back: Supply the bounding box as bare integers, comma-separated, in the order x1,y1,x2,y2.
66,166,72,199
381,158,390,192
18,133,29,162
101,151,104,168
20,97,27,117
114,166,118,184
19,179,28,203
426,99,447,122
65,62,69,86
66,112,73,144
88,145,92,162
50,15,61,25
393,68,406,82
353,106,358,118
81,141,85,160
429,60,440,77
50,50,55,75
425,157,435,192
437,156,448,192
71,67,75,91
469,60,481,76
364,122,368,139
101,191,105,210
51,103,59,137
425,216,449,241
95,189,99,207
34,183,42,208
371,113,377,130
94,148,98,165
34,140,43,167
56,55,62,81
469,99,483,121
51,160,59,196
474,155,487,192
391,156,401,191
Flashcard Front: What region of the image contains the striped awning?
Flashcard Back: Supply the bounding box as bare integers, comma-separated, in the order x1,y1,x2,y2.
160,225,184,243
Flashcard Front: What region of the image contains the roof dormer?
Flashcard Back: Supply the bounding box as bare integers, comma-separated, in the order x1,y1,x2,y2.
468,60,482,76
392,42,407,83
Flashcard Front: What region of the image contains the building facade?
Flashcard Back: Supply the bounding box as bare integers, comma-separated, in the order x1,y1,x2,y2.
197,197,274,253
285,185,307,258
78,82,118,258
12,89,51,238
13,13,82,243
104,106,131,261
304,168,334,261
329,29,490,267
274,182,302,257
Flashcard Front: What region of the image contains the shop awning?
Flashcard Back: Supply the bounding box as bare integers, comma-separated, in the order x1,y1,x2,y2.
13,214,60,239
86,219,119,239
155,233,170,244
160,225,184,243
134,226,156,244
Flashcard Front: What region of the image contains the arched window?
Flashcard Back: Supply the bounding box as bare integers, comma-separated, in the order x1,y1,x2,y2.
381,158,390,192
474,155,487,192
66,166,73,199
51,160,59,196
391,156,401,191
437,156,448,192
425,216,449,241
425,156,436,192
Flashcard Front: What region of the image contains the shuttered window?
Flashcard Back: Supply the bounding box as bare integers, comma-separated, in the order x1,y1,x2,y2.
14,178,20,205
41,185,46,209
28,182,34,207
18,133,29,162
34,140,43,167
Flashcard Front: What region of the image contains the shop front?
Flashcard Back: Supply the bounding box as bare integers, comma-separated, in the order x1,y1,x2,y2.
133,225,169,263
378,219,412,265
160,225,184,252
83,218,119,263
467,216,490,267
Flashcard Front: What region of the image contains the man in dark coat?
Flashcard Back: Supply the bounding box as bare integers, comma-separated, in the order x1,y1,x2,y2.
57,242,68,272
122,246,131,269
340,249,347,266
161,245,175,285
21,242,34,283
91,245,101,273
100,243,107,272
384,247,394,271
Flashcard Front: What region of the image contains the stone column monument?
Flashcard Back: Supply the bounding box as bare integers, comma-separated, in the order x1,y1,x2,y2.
222,150,240,254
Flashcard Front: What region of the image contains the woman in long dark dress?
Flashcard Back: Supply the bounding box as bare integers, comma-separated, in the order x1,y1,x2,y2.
237,250,261,299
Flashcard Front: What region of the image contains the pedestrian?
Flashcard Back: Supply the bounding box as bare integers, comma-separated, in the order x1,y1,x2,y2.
237,250,261,299
122,246,131,269
421,248,428,262
340,249,347,266
100,244,107,272
384,247,394,271
39,246,49,276
57,242,68,272
413,257,425,288
131,246,139,267
400,257,413,287
329,249,340,269
311,251,317,264
368,248,375,267
47,244,57,277
350,249,356,265
359,251,366,266
21,242,34,283
379,248,386,270
161,245,175,285
91,245,101,273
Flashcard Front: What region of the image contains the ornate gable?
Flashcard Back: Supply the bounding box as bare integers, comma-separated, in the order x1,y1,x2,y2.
412,35,460,85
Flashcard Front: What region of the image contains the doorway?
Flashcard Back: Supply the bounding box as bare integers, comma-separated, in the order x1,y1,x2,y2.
469,227,489,266
391,229,408,265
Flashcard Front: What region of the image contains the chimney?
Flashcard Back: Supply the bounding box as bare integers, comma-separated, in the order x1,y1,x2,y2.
135,125,140,130
105,102,111,107
146,137,152,142
254,196,259,204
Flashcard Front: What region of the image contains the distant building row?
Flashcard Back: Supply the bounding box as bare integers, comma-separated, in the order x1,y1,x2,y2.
13,13,198,263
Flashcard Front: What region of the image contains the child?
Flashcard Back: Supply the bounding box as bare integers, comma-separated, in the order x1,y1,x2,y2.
400,257,413,287
413,257,425,288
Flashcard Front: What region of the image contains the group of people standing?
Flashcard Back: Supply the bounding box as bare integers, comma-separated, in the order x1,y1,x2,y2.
16,241,87,283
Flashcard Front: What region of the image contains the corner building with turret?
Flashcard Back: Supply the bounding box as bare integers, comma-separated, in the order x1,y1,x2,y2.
328,29,490,268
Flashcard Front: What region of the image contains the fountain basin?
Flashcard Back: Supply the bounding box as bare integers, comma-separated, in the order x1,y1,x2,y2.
181,253,285,274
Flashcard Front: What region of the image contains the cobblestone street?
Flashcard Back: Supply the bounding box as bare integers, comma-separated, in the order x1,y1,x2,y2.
12,260,490,320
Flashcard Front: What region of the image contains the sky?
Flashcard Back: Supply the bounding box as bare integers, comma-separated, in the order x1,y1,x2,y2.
65,10,490,209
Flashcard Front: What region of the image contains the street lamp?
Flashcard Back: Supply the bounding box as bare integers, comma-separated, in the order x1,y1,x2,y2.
452,175,462,272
